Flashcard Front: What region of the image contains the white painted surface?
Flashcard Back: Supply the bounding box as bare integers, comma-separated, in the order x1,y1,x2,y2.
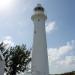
0,51,5,75
0,61,5,75
31,4,49,75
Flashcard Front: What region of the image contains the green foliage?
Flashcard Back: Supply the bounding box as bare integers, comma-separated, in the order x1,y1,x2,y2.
5,44,31,75
0,42,5,60
0,42,4,52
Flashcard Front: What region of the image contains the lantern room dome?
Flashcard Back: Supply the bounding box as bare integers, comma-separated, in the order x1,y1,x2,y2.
34,4,44,12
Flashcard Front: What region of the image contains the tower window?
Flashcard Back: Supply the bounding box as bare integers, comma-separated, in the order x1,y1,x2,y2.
38,19,40,22
34,30,36,34
34,7,44,11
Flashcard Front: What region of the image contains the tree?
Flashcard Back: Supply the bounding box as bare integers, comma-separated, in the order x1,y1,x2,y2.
0,42,4,52
5,44,31,75
0,42,8,55
0,42,5,60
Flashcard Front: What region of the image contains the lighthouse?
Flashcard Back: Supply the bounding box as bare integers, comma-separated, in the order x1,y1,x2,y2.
31,4,49,75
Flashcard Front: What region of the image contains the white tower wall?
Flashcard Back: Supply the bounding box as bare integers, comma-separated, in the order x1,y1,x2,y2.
31,4,49,75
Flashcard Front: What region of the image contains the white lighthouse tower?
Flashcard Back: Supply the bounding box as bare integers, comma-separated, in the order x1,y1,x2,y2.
31,4,49,75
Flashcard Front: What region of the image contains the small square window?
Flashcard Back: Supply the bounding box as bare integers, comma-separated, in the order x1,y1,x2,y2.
38,19,40,22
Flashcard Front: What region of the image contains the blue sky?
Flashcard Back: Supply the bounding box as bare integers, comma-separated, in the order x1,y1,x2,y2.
0,0,75,74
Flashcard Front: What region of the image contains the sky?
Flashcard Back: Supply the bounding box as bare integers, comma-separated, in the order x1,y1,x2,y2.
0,0,75,74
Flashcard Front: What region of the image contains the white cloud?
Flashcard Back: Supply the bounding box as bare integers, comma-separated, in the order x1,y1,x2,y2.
48,40,74,62
48,40,75,74
46,21,56,33
3,36,13,40
57,56,75,65
2,36,14,48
